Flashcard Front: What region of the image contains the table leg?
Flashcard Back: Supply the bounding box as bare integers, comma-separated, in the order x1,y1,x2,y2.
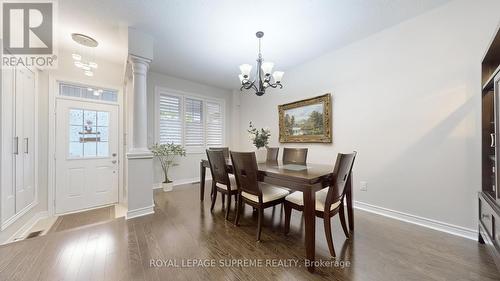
303,188,316,273
200,161,206,201
346,173,354,232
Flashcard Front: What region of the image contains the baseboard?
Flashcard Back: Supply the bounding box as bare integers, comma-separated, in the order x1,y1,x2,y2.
126,204,154,220
4,211,49,244
353,201,477,240
153,176,211,190
1,200,38,231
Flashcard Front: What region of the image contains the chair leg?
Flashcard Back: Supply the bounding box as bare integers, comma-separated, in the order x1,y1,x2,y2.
339,204,350,238
221,194,225,209
284,203,292,235
210,185,217,212
324,215,336,257
234,194,242,226
225,193,231,220
256,207,264,242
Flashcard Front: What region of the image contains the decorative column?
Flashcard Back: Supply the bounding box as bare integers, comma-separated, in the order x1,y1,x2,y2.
126,55,154,219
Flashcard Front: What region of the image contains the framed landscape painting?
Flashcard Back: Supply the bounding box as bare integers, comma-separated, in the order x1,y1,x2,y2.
278,93,332,143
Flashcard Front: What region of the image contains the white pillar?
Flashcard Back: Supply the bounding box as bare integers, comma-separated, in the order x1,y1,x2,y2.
126,55,154,219
130,56,150,152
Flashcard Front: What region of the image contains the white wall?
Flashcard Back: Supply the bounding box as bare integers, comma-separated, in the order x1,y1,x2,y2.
147,72,232,185
238,0,500,230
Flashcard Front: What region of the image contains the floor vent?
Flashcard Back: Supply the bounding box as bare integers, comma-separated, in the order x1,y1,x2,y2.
25,230,43,239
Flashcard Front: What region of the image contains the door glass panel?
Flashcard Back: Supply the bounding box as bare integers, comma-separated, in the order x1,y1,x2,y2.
68,109,110,158
97,111,109,126
69,142,83,157
69,109,83,125
97,142,109,157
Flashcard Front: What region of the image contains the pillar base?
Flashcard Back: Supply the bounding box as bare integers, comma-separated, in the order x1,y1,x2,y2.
126,151,154,219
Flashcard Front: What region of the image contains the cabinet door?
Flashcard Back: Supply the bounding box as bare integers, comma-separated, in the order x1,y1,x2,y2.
14,67,35,212
1,67,16,223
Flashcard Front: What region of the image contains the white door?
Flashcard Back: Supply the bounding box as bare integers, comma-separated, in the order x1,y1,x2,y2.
15,67,35,213
55,98,119,214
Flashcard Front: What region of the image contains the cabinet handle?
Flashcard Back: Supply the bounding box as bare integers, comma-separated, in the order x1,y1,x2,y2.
13,137,19,155
24,138,28,154
482,214,491,220
492,133,496,147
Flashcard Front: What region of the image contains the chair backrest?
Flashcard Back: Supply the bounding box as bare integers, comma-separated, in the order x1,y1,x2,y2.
230,151,262,198
209,147,230,158
325,152,357,212
282,148,308,165
206,149,230,186
266,147,279,162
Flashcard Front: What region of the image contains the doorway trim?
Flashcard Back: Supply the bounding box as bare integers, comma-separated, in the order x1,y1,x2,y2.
48,75,125,216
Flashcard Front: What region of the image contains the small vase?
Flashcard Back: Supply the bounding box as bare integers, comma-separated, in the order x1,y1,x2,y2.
255,147,267,163
162,182,174,192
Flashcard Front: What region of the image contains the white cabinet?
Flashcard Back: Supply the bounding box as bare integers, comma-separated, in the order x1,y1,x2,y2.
1,66,36,229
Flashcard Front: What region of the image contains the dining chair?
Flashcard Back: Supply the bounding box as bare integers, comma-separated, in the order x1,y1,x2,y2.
284,152,357,257
231,151,290,241
206,149,238,220
266,147,279,162
282,148,308,165
209,147,230,159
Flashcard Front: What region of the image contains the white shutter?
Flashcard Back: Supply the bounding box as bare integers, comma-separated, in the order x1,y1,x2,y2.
206,101,223,146
184,98,204,147
159,94,182,145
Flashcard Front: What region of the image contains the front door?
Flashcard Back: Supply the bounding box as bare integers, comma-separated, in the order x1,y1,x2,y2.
55,98,119,214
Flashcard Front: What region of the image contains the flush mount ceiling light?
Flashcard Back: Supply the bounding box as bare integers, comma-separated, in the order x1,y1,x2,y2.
239,31,284,96
71,33,99,76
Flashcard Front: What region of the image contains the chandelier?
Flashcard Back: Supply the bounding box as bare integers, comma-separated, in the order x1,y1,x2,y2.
71,33,99,77
239,31,284,96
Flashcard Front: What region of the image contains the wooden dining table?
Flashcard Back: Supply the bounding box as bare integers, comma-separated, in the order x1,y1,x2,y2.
199,159,354,273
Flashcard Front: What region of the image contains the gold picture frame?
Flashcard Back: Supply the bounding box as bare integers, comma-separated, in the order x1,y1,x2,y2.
278,93,332,143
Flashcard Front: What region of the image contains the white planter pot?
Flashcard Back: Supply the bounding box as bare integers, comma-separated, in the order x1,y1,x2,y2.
255,147,267,163
162,182,174,192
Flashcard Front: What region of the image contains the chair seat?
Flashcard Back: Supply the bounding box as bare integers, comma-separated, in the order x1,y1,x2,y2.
242,183,289,203
285,189,341,212
216,175,237,191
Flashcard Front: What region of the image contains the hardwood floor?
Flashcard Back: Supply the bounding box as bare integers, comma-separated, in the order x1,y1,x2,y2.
0,182,498,280
49,206,116,233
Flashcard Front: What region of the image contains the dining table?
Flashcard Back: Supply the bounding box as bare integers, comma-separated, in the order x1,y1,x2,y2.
199,159,354,273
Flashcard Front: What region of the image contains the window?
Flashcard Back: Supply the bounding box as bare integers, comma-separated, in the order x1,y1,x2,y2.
159,95,182,145
60,83,118,102
68,109,109,158
158,90,224,152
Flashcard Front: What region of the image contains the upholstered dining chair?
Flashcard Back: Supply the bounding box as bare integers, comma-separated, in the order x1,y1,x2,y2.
282,148,308,165
206,149,237,220
266,147,279,162
231,151,290,241
209,147,230,159
284,152,357,257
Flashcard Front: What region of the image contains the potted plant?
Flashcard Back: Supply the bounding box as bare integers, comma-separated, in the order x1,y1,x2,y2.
248,122,271,163
151,143,186,192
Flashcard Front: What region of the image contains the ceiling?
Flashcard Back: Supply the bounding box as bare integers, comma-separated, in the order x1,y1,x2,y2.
58,0,451,90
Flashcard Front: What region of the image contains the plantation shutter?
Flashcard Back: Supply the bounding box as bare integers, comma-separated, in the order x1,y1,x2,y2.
206,101,223,146
184,97,204,147
159,94,182,145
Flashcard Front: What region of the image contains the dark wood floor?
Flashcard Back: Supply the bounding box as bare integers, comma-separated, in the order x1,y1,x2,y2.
0,182,498,281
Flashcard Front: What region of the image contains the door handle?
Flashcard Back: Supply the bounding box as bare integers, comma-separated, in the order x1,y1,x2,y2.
24,138,28,154
13,137,19,155
492,133,496,147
